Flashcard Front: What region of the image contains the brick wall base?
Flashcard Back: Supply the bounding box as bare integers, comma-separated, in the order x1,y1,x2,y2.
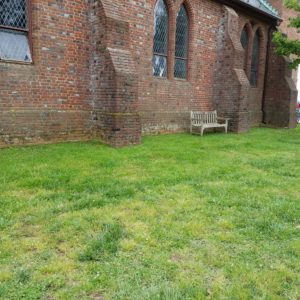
0,110,93,147
141,112,190,135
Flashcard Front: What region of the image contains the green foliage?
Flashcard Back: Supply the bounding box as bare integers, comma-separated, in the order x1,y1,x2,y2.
273,0,300,69
284,0,300,12
0,128,299,299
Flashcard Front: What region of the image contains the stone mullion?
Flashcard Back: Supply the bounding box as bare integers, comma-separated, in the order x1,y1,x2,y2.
167,6,175,80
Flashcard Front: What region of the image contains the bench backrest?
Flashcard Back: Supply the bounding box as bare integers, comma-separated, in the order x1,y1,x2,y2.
191,111,217,125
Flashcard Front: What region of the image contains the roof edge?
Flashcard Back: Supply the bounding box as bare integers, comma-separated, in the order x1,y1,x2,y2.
216,0,282,25
258,0,279,17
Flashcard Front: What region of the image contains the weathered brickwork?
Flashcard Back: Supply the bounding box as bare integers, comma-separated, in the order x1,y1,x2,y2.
0,0,297,148
213,6,251,133
0,0,93,146
89,0,141,147
128,0,221,134
264,41,298,127
266,0,299,127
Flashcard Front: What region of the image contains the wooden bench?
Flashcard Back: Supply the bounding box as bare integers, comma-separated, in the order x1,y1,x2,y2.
190,111,230,136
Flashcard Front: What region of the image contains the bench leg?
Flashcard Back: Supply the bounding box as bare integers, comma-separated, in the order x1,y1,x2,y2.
190,124,193,134
201,127,204,136
225,125,228,134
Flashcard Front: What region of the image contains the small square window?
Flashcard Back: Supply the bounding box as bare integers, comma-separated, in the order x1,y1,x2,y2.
0,29,31,62
0,0,31,63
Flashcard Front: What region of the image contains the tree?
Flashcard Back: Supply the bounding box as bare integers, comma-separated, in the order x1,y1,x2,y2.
273,0,300,69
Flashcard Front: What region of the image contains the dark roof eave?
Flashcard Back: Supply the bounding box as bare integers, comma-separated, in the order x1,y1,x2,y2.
216,0,282,26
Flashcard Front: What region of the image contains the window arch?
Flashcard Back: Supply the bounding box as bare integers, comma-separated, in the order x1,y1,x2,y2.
0,0,32,62
153,0,168,77
250,30,260,86
240,26,249,72
174,4,189,79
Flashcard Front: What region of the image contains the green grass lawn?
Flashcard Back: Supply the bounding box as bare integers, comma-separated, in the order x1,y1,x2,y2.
0,128,299,299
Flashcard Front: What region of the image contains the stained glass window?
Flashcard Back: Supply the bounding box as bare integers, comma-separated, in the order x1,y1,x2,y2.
0,0,31,62
250,31,259,86
174,5,188,79
153,0,168,77
240,27,248,72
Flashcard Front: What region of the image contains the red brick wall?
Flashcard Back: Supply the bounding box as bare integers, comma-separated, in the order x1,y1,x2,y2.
89,0,141,147
126,0,222,134
0,0,93,146
213,6,250,132
242,22,269,125
127,0,273,131
118,0,269,133
264,40,297,128
266,0,298,125
0,0,296,148
212,6,270,130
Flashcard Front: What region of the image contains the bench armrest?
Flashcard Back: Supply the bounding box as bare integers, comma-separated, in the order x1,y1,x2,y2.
217,117,230,121
217,117,230,125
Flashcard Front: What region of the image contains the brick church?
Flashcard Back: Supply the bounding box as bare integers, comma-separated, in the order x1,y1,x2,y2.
0,0,298,147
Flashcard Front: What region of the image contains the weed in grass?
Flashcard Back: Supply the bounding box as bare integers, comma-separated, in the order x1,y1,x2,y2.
16,268,31,284
79,222,124,261
0,217,11,230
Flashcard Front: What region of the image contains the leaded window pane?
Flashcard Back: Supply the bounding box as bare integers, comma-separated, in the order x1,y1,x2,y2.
174,58,186,79
174,5,188,79
175,5,188,58
240,27,248,73
240,28,248,50
152,55,167,77
0,0,27,29
250,31,259,86
153,0,168,77
0,29,31,61
0,0,31,62
153,0,168,55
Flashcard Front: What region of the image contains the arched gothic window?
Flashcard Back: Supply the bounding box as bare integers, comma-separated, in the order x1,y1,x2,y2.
250,30,260,86
153,0,168,77
174,4,188,79
0,0,32,62
240,27,248,72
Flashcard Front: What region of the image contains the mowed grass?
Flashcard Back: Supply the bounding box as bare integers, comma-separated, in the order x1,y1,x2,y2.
0,128,299,299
